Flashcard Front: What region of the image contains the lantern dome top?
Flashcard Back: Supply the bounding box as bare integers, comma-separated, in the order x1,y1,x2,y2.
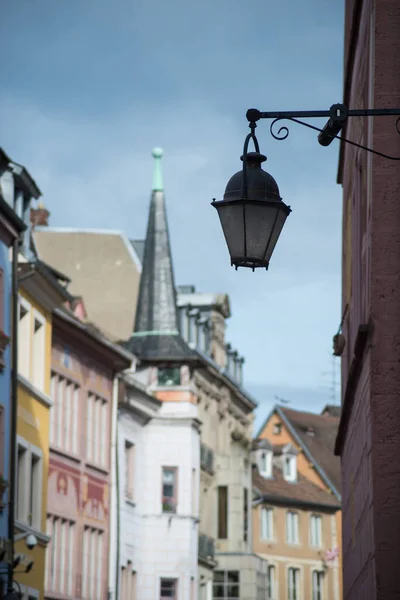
224,151,281,202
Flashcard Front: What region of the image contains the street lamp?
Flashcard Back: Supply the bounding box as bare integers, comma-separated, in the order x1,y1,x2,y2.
213,103,400,271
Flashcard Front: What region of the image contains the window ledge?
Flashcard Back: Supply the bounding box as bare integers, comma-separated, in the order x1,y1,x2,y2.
18,374,53,408
84,460,109,475
51,446,80,463
125,497,136,507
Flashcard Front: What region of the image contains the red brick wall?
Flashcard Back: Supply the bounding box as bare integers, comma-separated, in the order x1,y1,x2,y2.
340,0,400,598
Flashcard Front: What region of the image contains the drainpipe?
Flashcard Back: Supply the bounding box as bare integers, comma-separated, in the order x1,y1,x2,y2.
6,239,18,596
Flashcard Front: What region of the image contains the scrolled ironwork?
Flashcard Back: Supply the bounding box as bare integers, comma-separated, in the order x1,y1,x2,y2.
270,117,291,141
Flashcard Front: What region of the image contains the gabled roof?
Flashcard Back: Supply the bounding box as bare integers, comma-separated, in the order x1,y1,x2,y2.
252,466,340,511
257,404,341,501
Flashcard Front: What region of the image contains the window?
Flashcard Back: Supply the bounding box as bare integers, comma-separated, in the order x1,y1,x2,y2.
260,451,272,477
312,571,324,600
217,486,228,539
283,455,297,482
81,527,103,600
261,507,274,541
16,441,42,528
256,569,267,600
243,488,248,542
121,563,137,600
273,423,282,435
50,374,80,455
18,296,31,380
162,467,177,513
86,394,108,467
267,565,276,600
32,312,45,391
160,578,177,599
286,512,299,544
310,515,322,547
157,368,181,386
16,445,28,521
213,571,240,599
29,453,41,528
288,568,300,600
45,517,75,596
124,441,135,500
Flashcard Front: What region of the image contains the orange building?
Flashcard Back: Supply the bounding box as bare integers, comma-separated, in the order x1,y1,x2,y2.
253,404,342,600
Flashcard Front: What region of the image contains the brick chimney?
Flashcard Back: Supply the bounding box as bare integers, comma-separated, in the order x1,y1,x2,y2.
30,201,50,229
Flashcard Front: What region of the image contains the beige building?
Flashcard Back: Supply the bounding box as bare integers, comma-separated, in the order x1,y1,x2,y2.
177,288,268,600
253,406,342,600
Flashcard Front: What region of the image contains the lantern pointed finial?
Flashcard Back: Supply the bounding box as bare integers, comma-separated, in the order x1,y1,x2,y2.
152,147,164,191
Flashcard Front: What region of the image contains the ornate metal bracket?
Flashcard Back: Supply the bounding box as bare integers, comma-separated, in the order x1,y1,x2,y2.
246,104,400,160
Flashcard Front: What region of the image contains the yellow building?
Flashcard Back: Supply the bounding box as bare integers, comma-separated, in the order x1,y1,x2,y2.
14,260,70,599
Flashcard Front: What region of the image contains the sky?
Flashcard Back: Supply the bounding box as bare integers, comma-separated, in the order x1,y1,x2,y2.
0,0,344,431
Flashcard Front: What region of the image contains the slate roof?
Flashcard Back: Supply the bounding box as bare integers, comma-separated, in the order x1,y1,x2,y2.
253,466,340,511
128,154,195,362
279,406,341,496
321,404,342,418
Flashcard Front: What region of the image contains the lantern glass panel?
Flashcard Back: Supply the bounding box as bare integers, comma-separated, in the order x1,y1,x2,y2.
215,202,245,259
244,203,281,261
263,207,289,264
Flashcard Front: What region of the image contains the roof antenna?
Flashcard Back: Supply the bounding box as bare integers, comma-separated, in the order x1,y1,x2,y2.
275,394,291,405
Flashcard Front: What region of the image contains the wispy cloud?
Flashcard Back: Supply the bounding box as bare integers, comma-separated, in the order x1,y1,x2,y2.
0,0,344,417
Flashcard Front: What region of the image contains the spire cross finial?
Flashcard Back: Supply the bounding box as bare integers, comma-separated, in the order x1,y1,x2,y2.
152,147,164,191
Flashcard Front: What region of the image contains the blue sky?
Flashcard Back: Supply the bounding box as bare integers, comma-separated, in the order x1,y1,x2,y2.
0,0,344,429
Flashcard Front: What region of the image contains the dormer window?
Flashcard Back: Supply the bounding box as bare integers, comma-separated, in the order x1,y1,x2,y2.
283,454,297,482
260,451,272,478
157,367,181,387
273,423,282,435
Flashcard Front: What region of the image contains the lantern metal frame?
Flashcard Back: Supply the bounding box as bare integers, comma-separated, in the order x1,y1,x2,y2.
213,102,400,272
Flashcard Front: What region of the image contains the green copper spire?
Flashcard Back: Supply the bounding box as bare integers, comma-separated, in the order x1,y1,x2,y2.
152,147,164,191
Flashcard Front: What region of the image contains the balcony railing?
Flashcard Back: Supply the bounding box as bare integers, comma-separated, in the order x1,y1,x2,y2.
198,532,215,563
200,443,214,474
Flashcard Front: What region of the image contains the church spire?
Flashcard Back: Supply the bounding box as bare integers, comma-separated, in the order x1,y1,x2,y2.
129,149,194,361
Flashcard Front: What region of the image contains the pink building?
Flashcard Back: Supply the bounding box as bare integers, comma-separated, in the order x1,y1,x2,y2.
45,303,132,600
334,1,400,599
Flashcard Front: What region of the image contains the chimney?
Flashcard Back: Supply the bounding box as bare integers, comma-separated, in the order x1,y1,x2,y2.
31,201,50,229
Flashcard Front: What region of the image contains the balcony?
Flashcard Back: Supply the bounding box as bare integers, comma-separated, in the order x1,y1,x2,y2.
200,443,214,474
198,532,216,566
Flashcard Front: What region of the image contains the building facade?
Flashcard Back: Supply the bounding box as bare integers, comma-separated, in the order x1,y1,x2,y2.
256,405,342,600
0,149,27,597
334,1,400,599
44,303,132,600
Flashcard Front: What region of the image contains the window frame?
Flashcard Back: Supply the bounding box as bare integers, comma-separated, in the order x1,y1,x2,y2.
261,506,274,541
160,577,178,600
311,570,324,600
213,570,240,599
267,564,276,600
162,466,178,514
260,450,272,477
31,308,46,392
283,454,297,482
17,295,31,381
124,440,135,501
286,511,299,545
287,567,300,600
15,436,43,530
309,514,323,548
217,485,228,539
